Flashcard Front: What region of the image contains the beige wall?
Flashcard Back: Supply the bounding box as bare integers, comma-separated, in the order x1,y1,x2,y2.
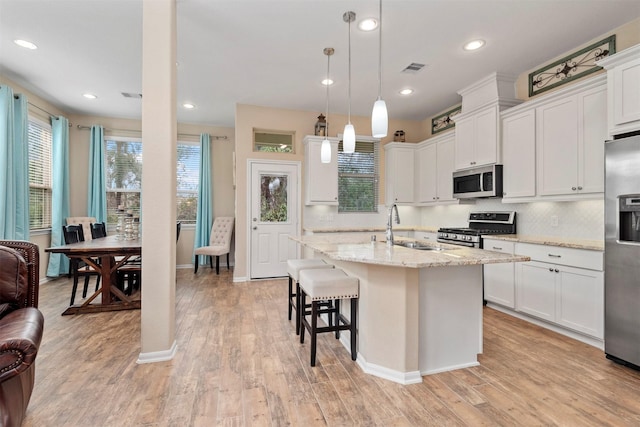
233,103,426,280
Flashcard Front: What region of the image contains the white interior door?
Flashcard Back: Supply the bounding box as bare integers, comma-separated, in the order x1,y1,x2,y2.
250,161,299,279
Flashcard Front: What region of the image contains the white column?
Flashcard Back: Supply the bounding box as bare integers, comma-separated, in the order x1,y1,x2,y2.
138,0,177,362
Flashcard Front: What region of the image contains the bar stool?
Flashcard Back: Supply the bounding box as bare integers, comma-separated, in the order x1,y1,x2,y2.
287,258,333,334
299,268,359,367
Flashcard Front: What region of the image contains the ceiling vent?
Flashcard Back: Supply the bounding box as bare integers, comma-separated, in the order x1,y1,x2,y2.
401,62,426,74
121,92,142,99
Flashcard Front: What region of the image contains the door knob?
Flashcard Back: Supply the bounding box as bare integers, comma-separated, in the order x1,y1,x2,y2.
252,226,257,230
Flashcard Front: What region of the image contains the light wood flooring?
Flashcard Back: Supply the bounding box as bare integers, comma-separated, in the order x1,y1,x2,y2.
22,268,640,426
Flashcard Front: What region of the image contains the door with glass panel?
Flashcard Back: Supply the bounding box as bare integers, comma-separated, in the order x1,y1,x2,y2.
250,162,299,279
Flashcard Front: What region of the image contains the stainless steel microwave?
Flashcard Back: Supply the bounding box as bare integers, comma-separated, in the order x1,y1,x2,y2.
452,164,503,199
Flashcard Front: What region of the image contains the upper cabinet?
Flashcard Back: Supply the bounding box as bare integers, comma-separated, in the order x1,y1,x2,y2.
536,79,607,197
502,109,536,198
597,44,640,136
415,132,456,204
303,136,338,205
384,143,415,205
453,73,521,171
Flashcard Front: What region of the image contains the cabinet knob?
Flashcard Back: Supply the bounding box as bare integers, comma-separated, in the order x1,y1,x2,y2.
549,268,554,272
577,186,583,190
554,268,559,273
503,192,506,196
572,186,577,191
433,197,437,200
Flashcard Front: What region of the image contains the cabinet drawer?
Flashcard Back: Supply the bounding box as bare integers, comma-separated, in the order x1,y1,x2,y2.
483,239,514,254
414,232,437,242
514,242,603,271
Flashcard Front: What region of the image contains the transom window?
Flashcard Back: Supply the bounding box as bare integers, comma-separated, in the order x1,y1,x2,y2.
338,139,379,213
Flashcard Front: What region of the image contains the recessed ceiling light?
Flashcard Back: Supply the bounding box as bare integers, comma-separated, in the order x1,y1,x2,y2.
183,103,195,109
14,39,37,50
83,93,97,99
321,79,334,86
399,88,414,96
358,18,378,31
463,39,485,51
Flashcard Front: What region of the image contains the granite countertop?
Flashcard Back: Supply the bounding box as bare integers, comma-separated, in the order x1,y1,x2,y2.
483,234,604,251
291,234,530,268
304,226,439,233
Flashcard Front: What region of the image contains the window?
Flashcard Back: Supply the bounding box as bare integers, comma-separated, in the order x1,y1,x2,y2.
253,129,294,153
338,139,379,213
104,138,200,226
28,118,53,230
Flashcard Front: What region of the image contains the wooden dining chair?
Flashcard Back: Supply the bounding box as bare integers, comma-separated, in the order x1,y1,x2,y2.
62,225,101,305
90,222,107,239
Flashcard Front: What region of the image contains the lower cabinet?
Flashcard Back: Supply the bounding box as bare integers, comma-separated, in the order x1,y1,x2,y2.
413,231,437,242
514,243,604,339
483,239,515,308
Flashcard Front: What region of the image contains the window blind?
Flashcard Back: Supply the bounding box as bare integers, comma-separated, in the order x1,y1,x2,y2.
176,143,200,224
338,140,379,213
28,119,53,229
105,139,142,223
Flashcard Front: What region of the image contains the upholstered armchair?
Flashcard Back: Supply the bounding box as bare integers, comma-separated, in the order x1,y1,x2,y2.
194,217,234,274
0,241,44,427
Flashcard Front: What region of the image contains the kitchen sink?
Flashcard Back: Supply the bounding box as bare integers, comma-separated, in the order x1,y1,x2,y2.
394,241,447,251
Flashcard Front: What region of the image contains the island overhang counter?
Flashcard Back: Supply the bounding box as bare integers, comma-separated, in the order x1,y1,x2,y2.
290,234,530,385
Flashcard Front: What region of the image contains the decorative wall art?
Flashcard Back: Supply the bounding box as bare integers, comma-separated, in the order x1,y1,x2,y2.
529,35,616,97
431,105,461,134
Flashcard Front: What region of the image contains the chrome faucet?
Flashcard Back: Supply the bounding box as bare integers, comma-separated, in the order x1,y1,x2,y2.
386,203,400,246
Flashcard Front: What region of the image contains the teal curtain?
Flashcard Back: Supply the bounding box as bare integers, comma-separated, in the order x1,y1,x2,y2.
0,85,30,240
194,133,212,264
46,116,71,277
87,125,107,222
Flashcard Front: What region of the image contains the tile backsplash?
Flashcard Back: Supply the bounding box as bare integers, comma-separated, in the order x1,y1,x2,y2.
304,199,604,241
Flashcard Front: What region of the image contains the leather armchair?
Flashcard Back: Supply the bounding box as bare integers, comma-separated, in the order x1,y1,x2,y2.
0,241,44,427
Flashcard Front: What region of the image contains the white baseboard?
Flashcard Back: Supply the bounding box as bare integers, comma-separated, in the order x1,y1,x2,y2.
137,340,177,364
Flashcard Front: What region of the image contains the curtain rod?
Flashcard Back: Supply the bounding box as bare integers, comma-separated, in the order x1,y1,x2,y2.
19,99,72,127
76,124,228,140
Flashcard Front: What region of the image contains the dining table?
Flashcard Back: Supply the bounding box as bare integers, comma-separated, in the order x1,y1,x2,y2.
46,235,141,315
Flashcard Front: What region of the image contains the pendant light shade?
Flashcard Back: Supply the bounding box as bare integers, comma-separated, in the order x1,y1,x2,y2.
371,0,388,138
371,98,388,138
321,47,334,163
343,124,355,153
343,11,356,154
320,138,332,163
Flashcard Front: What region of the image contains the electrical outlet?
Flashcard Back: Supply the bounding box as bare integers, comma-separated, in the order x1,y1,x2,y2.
551,215,559,227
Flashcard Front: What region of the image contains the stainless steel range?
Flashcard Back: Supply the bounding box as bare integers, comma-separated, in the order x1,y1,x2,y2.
437,212,516,248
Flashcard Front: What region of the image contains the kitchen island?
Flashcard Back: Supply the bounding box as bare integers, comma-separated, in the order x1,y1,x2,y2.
290,234,530,384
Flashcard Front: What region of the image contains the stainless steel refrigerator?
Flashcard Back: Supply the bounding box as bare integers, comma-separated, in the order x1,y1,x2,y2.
605,134,640,369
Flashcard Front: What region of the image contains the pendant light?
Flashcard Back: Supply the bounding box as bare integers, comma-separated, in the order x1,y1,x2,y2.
321,47,334,163
342,11,356,153
371,0,388,138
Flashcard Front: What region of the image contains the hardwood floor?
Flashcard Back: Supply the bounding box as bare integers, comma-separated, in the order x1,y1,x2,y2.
23,269,640,426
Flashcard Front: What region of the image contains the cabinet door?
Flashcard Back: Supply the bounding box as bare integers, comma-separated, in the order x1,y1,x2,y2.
556,266,603,338
387,148,415,204
454,116,475,170
305,139,338,204
483,240,515,308
502,110,536,198
537,97,579,196
516,261,556,322
436,138,455,201
474,107,498,167
577,85,607,194
612,57,640,126
414,231,437,242
416,144,437,203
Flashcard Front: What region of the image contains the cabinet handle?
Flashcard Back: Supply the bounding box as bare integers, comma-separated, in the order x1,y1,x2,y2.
578,186,583,190
548,253,561,258
554,268,560,273
433,197,437,200
549,268,554,272
492,246,503,250
572,186,577,191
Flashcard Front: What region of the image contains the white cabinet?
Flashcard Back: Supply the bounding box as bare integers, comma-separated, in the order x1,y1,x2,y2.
536,80,607,197
415,133,456,204
384,143,415,205
483,239,515,308
413,231,437,243
501,109,536,199
303,136,338,205
515,243,604,339
598,44,640,135
454,106,499,170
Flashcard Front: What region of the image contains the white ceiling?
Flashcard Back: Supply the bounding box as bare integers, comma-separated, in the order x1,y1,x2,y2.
1,0,639,129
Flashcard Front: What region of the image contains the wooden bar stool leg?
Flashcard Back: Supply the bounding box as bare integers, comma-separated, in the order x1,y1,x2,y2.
334,299,341,339
295,282,301,335
351,298,357,360
310,300,318,367
288,276,294,321
299,289,306,344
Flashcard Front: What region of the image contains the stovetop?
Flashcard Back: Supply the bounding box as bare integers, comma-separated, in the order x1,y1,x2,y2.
438,212,517,237
437,227,510,236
